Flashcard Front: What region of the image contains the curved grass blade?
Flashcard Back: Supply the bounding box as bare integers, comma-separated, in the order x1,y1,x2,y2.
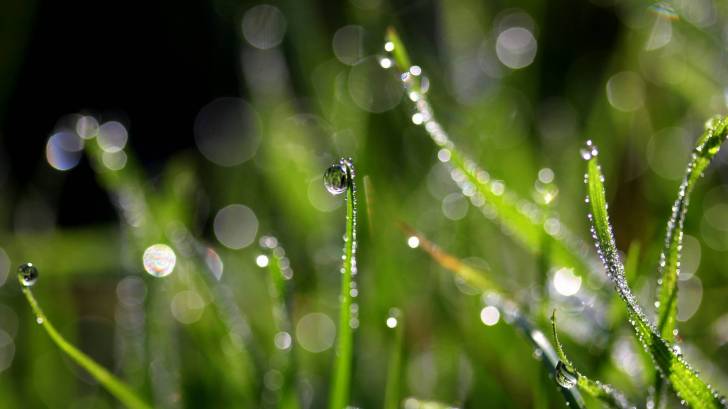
400,226,585,408
19,271,152,409
656,115,728,342
384,28,592,279
326,158,358,409
584,143,727,409
551,311,633,409
383,308,404,409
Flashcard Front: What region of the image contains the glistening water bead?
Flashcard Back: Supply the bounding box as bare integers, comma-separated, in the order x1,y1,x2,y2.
555,361,577,389
324,162,350,195
18,263,38,287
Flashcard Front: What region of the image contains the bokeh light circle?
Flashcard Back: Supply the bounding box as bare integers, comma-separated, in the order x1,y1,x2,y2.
97,121,129,153
46,131,83,171
295,312,335,353
194,98,262,167
242,4,287,50
142,244,177,277
213,204,259,249
348,56,404,113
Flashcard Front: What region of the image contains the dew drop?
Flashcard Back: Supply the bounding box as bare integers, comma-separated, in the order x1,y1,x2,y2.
555,361,577,389
324,163,350,195
17,263,38,287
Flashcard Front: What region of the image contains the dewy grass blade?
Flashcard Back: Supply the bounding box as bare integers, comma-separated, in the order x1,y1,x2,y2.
401,227,585,408
584,141,727,409
17,264,152,409
324,158,358,409
383,28,592,280
551,311,633,409
656,115,728,342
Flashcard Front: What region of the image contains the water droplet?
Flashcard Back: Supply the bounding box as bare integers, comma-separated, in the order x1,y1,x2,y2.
324,163,350,195
555,361,577,389
17,263,38,287
256,254,269,268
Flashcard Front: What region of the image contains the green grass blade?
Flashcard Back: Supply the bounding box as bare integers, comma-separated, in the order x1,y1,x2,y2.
656,115,728,342
584,144,727,409
551,311,633,409
20,280,152,409
328,159,358,409
384,28,592,279
383,308,404,409
259,236,299,409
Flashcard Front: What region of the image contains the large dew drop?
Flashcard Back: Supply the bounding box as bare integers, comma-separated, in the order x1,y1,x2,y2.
324,163,350,195
555,360,577,389
17,263,38,287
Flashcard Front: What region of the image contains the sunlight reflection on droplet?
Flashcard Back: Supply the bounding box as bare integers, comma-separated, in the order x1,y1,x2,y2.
407,236,420,249
386,316,398,328
296,312,335,353
194,98,261,167
142,244,176,277
332,25,365,66
170,290,205,325
606,71,645,112
97,121,128,153
495,27,537,69
242,4,287,50
348,56,403,113
553,267,582,296
214,204,259,249
256,254,269,268
480,306,500,326
46,131,83,171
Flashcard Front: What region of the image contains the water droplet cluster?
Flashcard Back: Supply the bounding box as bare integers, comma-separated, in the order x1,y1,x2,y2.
324,158,359,331
381,38,593,282
583,141,728,408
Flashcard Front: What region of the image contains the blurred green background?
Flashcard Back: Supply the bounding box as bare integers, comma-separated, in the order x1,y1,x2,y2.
1,0,728,408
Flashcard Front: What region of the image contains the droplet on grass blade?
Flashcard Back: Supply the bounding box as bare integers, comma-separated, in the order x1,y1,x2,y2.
17,263,38,287
324,163,350,195
555,361,577,389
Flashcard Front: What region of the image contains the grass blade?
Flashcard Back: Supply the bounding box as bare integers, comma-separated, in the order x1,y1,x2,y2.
384,28,592,279
326,158,358,409
584,143,727,409
259,236,299,409
656,115,728,342
18,269,152,409
551,311,633,409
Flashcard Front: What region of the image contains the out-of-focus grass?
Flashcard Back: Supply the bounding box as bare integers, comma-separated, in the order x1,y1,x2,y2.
0,1,728,408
